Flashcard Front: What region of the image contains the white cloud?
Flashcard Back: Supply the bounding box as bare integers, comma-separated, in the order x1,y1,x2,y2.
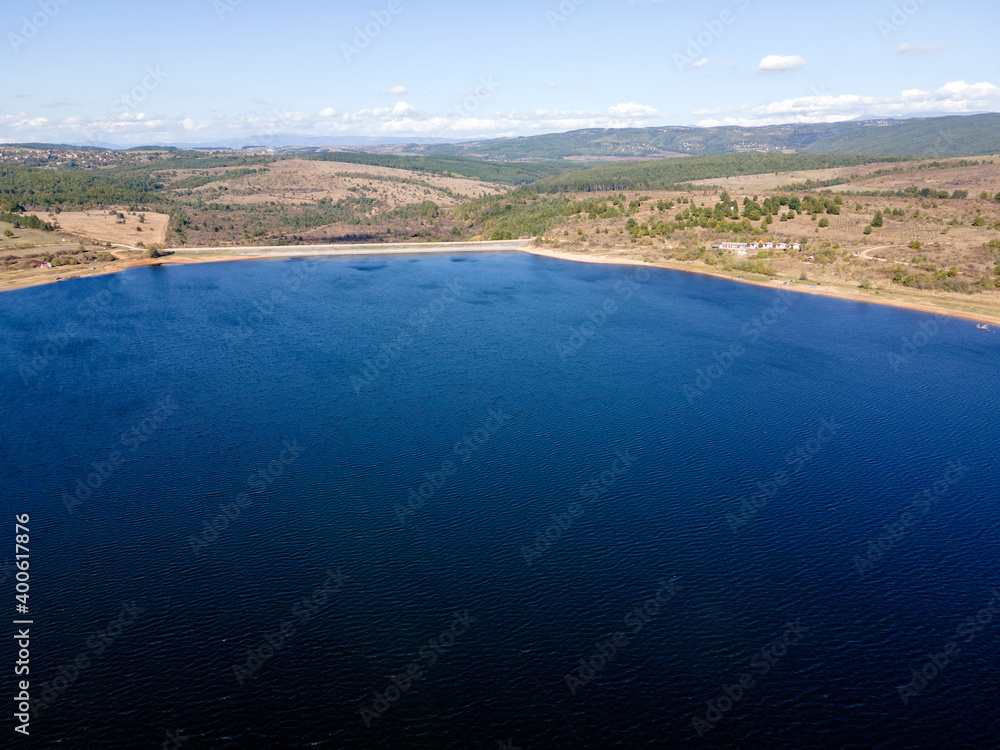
755,55,807,73
696,79,1000,126
692,58,708,69
893,43,946,54
606,102,658,117
380,85,408,96
0,98,672,144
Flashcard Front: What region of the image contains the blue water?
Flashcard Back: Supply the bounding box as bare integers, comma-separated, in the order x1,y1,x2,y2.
2,252,998,749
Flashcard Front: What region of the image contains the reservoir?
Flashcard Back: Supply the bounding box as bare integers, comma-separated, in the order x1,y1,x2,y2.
2,252,997,748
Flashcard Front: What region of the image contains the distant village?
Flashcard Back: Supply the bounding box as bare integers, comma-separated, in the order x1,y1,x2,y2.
0,146,122,168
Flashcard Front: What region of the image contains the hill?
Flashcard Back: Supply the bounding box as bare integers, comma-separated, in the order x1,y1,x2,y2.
803,113,1000,156
529,153,913,193
408,114,1000,161
299,152,589,185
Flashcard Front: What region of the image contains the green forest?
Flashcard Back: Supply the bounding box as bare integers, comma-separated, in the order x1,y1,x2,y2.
530,154,912,193
411,113,1000,160
0,165,165,207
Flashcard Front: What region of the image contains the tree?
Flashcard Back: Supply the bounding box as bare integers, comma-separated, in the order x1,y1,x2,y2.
863,225,873,235
818,218,829,227
872,211,884,228
3,229,12,238
973,216,986,227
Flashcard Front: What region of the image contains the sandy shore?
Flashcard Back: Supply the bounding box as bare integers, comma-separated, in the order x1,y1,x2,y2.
3,239,998,328
521,246,1000,327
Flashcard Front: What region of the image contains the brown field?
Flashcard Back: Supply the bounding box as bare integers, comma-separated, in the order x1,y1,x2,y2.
689,155,1000,193
828,157,1000,195
0,220,130,291
173,158,506,207
0,222,67,249
35,208,170,246
689,166,853,192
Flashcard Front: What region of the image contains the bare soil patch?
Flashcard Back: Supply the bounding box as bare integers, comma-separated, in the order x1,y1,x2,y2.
38,209,169,246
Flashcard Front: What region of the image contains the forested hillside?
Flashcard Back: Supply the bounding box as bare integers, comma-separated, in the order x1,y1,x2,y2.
409,114,1000,161
803,113,1000,156
530,154,913,193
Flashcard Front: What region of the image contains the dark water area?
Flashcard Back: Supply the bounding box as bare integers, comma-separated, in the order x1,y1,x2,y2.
1,252,998,749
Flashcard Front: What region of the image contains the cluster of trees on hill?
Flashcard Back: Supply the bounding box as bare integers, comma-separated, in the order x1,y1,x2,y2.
0,165,163,207
841,186,995,199
530,154,911,193
456,191,580,239
891,262,998,293
455,188,829,241
152,153,276,170
0,203,54,230
458,191,685,240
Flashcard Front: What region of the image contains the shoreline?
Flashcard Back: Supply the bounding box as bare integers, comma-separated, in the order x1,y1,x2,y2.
0,240,531,294
3,239,998,327
520,245,1000,327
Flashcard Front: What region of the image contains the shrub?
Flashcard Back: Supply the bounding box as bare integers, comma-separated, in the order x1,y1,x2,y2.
729,260,776,277
909,241,922,250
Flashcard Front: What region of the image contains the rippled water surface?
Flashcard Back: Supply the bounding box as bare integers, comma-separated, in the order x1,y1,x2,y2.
2,252,998,748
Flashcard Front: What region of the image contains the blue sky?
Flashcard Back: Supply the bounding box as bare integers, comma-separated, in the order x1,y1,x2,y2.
2,0,998,145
